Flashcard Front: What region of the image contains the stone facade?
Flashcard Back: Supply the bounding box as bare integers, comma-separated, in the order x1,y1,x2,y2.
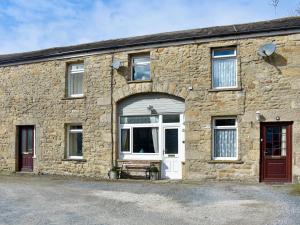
0,27,300,182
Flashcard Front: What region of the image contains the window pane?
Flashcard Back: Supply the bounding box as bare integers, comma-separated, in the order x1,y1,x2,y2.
215,119,236,126
212,58,236,88
265,126,287,156
165,129,178,154
70,125,82,130
133,57,150,65
120,116,158,124
70,72,83,95
21,129,27,153
163,115,180,123
214,129,236,158
133,128,159,153
213,49,235,57
69,132,83,157
70,64,84,72
133,64,150,80
121,129,130,152
281,127,287,156
27,129,33,153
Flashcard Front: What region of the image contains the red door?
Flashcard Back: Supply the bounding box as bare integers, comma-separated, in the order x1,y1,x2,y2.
19,126,34,172
260,123,292,182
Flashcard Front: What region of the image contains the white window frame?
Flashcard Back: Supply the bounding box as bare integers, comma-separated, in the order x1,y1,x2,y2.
67,124,83,159
119,114,183,158
212,48,237,89
68,63,84,98
131,55,151,81
212,117,238,160
120,116,160,155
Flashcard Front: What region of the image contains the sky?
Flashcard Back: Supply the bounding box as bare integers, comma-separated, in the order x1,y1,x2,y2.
0,0,299,54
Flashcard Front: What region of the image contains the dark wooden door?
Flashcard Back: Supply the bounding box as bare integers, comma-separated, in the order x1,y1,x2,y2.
260,123,292,182
19,126,34,171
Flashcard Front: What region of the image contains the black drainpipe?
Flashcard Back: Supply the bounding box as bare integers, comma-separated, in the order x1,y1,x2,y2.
110,52,115,168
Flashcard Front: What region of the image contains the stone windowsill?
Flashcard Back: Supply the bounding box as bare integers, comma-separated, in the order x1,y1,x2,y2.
61,96,86,100
208,87,242,92
127,80,153,84
62,158,87,163
207,160,244,164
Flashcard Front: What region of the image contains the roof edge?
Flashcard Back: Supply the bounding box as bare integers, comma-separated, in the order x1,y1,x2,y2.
0,16,300,66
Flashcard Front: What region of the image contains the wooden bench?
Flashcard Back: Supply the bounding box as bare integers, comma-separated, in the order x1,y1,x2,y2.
117,160,161,179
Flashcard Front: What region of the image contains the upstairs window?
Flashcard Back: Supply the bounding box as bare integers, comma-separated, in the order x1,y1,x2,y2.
131,55,150,81
212,48,237,89
68,63,84,97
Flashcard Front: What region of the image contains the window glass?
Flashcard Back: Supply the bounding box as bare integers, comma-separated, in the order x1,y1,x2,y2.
121,129,130,152
213,118,237,158
120,116,158,124
69,133,83,157
27,129,33,153
265,126,287,156
163,115,180,123
70,73,83,95
21,129,27,153
68,63,84,97
133,127,159,153
132,56,150,81
68,125,83,158
213,49,236,57
70,64,84,72
215,119,236,126
212,48,237,88
214,129,236,158
165,129,178,154
70,125,83,131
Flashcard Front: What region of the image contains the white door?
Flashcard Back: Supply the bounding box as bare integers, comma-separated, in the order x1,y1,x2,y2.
162,127,182,179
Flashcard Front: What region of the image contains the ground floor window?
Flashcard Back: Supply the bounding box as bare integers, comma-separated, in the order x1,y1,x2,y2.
67,125,83,159
120,115,181,155
213,117,237,160
133,127,159,153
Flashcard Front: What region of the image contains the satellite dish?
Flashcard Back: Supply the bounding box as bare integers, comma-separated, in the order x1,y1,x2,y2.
111,59,123,70
258,43,276,57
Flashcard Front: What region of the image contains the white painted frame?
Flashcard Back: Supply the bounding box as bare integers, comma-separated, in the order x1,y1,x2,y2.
212,117,238,160
67,124,83,159
162,127,180,157
68,63,84,98
119,114,184,162
211,48,238,89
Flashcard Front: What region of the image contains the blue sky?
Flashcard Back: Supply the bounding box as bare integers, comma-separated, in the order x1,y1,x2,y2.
0,0,299,54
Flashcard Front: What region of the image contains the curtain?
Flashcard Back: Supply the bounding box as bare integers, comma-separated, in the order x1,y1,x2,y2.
70,72,83,95
151,128,159,153
214,129,236,157
121,129,130,152
213,58,236,88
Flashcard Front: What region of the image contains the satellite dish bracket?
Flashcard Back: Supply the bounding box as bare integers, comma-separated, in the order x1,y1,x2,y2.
111,59,124,70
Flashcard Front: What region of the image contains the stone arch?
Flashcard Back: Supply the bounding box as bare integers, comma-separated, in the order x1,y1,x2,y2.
117,92,185,116
112,82,188,103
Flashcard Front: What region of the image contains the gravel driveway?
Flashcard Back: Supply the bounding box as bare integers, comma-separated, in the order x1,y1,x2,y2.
0,174,299,225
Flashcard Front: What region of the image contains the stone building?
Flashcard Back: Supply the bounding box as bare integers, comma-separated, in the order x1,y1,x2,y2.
0,17,300,182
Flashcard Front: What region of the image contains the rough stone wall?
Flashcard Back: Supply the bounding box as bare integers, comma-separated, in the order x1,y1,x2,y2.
0,32,300,182
0,55,113,177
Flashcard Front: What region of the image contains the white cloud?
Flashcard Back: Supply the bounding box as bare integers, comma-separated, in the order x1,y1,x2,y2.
0,0,297,54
